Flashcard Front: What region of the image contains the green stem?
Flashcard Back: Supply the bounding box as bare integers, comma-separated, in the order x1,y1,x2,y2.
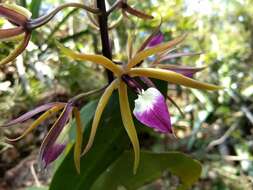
70,86,106,103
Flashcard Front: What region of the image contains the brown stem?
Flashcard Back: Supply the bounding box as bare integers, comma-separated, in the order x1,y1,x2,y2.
96,0,114,83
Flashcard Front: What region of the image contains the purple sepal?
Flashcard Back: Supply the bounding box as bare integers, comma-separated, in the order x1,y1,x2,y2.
157,64,205,78
169,68,195,78
159,52,202,61
147,33,164,47
2,102,64,127
167,67,205,78
133,88,172,133
39,103,73,168
42,143,66,168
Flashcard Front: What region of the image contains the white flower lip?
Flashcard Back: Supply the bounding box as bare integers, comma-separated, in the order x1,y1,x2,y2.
133,87,172,133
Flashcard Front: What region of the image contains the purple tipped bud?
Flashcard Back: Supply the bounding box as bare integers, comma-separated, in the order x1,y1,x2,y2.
133,88,172,133
39,103,73,168
42,143,66,168
147,33,164,47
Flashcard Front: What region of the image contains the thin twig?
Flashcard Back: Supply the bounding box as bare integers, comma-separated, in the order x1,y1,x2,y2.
207,122,238,151
70,86,107,103
30,161,41,187
28,3,100,29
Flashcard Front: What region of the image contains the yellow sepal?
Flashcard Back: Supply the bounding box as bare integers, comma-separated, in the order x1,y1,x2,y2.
127,34,186,69
56,42,123,76
82,80,118,155
73,107,83,174
129,68,223,91
118,80,140,174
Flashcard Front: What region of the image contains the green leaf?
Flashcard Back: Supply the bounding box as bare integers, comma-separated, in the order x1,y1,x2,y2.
91,151,202,190
49,92,129,190
30,0,42,18
50,80,192,190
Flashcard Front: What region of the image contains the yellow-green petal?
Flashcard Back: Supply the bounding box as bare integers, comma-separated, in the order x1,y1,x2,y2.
118,80,140,174
127,34,186,69
56,42,123,76
82,80,118,155
73,107,83,174
7,105,65,142
129,68,223,91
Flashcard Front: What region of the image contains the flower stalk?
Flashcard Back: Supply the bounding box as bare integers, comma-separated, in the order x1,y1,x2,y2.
96,0,114,83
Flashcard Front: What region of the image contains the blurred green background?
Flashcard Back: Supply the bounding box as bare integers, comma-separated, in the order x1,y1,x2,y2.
0,0,252,189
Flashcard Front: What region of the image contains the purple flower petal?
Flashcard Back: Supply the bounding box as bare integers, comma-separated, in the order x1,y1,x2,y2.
39,103,73,168
147,33,164,47
133,88,172,133
2,102,65,127
157,64,206,78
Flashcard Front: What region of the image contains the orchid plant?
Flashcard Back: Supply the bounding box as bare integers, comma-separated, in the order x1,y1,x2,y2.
0,0,222,188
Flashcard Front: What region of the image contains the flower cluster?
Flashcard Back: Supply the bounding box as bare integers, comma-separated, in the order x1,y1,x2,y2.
1,2,222,174
56,32,222,173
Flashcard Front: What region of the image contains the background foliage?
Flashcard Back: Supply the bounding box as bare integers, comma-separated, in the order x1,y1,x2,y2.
0,0,253,189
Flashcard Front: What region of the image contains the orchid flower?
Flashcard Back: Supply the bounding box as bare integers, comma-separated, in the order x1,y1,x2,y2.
1,101,83,173
57,34,223,173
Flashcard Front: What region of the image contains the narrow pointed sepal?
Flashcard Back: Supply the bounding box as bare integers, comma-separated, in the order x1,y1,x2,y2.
73,108,83,174
127,34,187,69
118,80,140,174
82,80,117,156
1,102,65,127
156,64,206,78
129,68,223,91
56,41,122,75
39,103,73,168
133,88,172,133
6,104,65,142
